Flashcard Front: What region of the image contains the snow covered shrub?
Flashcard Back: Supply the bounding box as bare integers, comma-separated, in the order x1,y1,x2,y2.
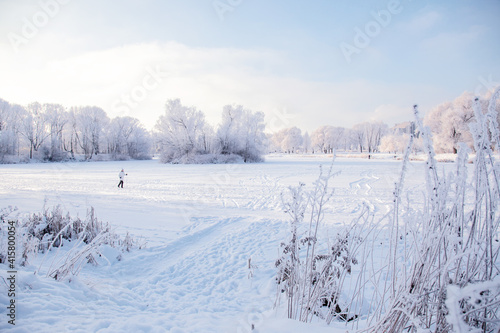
35,206,143,281
0,205,140,278
36,208,141,281
173,152,244,164
16,206,110,267
46,230,111,281
24,205,106,249
446,277,500,333
275,160,362,323
369,89,500,333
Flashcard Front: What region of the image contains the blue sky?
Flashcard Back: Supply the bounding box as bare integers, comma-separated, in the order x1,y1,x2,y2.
0,0,499,132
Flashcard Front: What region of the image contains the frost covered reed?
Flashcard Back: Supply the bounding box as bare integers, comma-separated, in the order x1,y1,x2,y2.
275,157,365,323
0,205,141,281
276,88,500,332
369,89,500,332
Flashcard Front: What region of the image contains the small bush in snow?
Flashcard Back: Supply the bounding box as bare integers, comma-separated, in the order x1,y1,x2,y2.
275,160,363,323
23,205,106,252
0,205,140,281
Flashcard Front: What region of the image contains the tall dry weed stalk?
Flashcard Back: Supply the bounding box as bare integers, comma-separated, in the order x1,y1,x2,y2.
276,88,500,332
370,88,500,332
275,158,366,323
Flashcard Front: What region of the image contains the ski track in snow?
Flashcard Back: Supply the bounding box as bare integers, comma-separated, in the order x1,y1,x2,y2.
8,217,285,333
346,169,394,216
349,169,379,196
0,156,442,332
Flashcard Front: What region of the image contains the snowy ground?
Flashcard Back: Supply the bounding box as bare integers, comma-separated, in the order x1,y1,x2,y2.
0,155,460,332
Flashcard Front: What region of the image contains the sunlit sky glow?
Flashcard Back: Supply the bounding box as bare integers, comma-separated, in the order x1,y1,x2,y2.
1,0,499,132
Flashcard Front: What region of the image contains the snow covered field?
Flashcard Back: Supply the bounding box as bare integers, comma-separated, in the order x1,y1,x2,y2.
0,155,460,332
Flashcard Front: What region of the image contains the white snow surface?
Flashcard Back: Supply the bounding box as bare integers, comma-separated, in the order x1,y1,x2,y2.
0,155,455,332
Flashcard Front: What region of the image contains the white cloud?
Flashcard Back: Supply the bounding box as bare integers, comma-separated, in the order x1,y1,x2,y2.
370,104,410,125
0,40,447,132
406,10,441,34
420,25,487,53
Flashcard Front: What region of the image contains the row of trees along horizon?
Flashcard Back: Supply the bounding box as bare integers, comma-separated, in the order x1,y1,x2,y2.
0,91,498,164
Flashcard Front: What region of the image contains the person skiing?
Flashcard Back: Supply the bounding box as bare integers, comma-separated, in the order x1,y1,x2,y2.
118,169,127,188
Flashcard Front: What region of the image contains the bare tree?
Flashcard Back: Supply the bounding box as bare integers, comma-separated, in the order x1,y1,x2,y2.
19,102,50,159
44,104,68,161
271,127,303,153
107,116,152,159
302,131,311,153
365,121,388,153
0,99,22,158
351,123,366,153
72,106,109,160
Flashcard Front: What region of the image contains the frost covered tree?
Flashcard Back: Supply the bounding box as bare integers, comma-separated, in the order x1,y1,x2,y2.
62,109,79,159
0,96,154,162
328,127,347,152
269,129,285,153
107,117,136,157
423,91,500,153
340,128,355,151
19,102,50,159
217,104,243,156
311,126,350,153
0,99,22,159
126,123,152,160
379,122,421,154
424,92,477,153
302,131,311,153
43,103,68,161
71,106,109,160
282,127,303,153
351,121,388,153
379,134,410,153
0,99,12,154
365,121,388,153
271,127,303,153
217,104,266,162
311,126,329,153
107,116,152,160
155,99,208,163
351,123,366,153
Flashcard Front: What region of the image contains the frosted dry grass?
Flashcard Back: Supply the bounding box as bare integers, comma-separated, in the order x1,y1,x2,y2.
369,91,500,332
274,88,500,332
